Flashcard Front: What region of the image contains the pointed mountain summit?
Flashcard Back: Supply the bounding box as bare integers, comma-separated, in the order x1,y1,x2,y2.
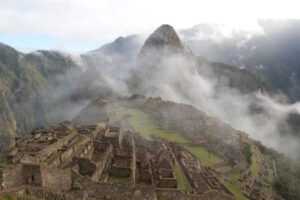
138,24,185,58
129,25,194,94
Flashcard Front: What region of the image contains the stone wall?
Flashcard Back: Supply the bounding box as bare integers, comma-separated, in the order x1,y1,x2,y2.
91,143,113,182
77,158,96,176
156,189,187,200
39,132,78,163
22,164,42,186
20,186,67,200
41,167,72,192
2,164,24,189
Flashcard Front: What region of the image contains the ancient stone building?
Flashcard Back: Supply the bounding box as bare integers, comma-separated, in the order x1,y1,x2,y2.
0,121,235,200
2,122,104,192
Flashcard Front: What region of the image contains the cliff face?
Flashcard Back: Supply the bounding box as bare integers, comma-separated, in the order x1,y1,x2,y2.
139,24,185,57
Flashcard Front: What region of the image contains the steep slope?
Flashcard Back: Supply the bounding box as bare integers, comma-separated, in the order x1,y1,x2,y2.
126,25,300,166
139,24,185,57
0,43,82,149
0,43,46,147
90,34,142,60
128,24,267,98
83,35,143,73
74,95,286,200
86,21,300,101
128,24,192,94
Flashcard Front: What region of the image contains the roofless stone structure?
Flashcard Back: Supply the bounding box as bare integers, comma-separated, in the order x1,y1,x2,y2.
0,120,234,200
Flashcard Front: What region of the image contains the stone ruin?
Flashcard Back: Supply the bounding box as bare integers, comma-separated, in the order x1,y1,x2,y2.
0,120,235,200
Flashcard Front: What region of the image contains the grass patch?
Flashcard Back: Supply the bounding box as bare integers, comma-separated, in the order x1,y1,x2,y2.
109,176,130,184
250,144,261,177
224,170,249,200
109,104,189,143
174,162,192,192
0,155,8,169
0,195,15,200
184,145,221,167
109,104,221,167
108,104,248,199
243,143,252,165
126,109,188,143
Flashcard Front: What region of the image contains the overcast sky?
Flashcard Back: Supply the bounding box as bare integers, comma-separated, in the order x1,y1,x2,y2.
1,0,300,53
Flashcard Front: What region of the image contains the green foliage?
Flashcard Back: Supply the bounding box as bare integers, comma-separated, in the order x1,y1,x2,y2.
184,145,221,167
0,195,14,200
273,157,300,200
273,176,300,200
243,143,252,165
224,172,249,200
174,163,192,192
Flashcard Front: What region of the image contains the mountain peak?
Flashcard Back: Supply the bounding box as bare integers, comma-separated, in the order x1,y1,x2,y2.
150,24,182,45
139,24,184,56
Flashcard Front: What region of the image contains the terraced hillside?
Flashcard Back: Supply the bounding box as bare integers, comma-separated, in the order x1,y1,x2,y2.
75,96,280,200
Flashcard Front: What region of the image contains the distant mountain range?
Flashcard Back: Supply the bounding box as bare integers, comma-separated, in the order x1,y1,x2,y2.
0,22,295,147
94,20,300,102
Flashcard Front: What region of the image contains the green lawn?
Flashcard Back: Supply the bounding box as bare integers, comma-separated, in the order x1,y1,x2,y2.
184,145,221,167
174,162,192,192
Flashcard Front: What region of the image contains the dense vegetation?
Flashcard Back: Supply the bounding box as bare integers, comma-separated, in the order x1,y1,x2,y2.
273,156,300,200
243,143,252,165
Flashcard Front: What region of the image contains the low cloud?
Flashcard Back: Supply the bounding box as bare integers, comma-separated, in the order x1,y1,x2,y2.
110,48,300,158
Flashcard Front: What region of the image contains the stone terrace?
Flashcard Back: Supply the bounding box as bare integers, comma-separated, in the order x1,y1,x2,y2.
0,121,235,200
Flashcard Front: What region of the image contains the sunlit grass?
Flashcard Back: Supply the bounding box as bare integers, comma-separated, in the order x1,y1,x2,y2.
184,145,221,167
174,162,192,192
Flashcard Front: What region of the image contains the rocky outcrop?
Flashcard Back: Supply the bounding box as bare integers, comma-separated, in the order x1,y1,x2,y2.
139,24,185,58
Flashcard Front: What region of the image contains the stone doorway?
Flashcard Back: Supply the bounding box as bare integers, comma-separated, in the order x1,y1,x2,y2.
23,164,42,186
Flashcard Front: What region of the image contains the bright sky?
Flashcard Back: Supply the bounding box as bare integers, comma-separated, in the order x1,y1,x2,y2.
1,0,300,52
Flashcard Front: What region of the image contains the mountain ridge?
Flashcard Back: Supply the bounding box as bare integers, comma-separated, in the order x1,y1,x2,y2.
0,24,299,200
